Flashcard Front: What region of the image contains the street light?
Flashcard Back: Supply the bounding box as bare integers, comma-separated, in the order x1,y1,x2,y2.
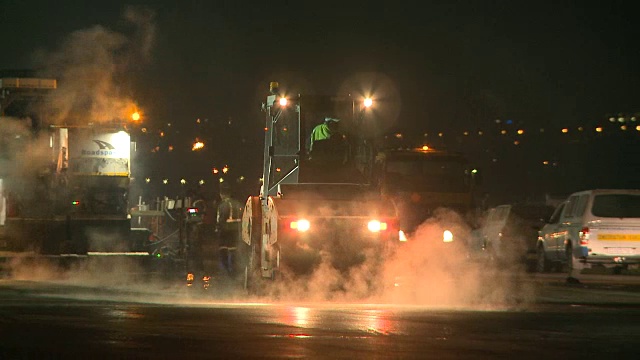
131,111,141,121
363,97,373,108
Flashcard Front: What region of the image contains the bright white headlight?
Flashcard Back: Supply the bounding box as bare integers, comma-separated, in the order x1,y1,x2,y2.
367,220,387,232
443,230,454,242
290,219,310,232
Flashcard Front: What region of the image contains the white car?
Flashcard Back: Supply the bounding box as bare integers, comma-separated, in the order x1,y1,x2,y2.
536,189,640,279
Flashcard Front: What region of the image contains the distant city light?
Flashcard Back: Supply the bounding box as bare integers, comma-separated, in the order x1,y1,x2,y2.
212,168,219,174
222,165,229,174
192,140,205,151
145,178,151,183
199,179,205,185
163,179,168,184
517,129,524,135
501,130,507,135
463,131,469,136
219,178,225,183
596,127,603,133
561,128,569,133
180,178,186,185
621,125,627,131
131,112,141,121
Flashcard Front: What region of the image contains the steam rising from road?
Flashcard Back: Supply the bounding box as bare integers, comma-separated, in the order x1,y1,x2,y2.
3,207,535,310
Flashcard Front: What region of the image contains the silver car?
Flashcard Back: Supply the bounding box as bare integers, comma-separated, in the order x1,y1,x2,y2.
536,189,640,280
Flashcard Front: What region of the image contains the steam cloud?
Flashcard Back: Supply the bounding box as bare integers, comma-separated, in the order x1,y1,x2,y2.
31,5,156,125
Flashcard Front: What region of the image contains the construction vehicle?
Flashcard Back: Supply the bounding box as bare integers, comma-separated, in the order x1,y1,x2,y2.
241,82,399,292
370,145,481,244
0,74,163,262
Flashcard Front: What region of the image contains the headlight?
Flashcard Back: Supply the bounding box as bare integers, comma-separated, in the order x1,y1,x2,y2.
443,230,453,243
367,220,388,233
290,219,310,232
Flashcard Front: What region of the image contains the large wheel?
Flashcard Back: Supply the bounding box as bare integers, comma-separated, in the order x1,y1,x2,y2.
243,242,259,293
241,196,263,295
536,244,551,273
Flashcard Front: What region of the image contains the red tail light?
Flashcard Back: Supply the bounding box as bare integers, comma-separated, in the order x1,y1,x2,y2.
579,227,590,245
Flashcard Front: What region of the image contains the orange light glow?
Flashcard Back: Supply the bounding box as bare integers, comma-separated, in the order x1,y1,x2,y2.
131,111,141,121
421,145,429,151
222,166,229,174
596,127,603,132
561,128,569,133
192,141,205,151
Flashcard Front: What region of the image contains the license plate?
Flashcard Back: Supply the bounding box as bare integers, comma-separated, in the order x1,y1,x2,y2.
598,234,640,241
605,247,636,255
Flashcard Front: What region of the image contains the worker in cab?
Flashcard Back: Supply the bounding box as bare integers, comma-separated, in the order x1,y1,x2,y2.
309,117,350,164
215,183,244,277
309,117,341,153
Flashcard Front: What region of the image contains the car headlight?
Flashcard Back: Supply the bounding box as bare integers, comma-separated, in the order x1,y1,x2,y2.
367,219,388,233
290,219,310,232
443,230,454,243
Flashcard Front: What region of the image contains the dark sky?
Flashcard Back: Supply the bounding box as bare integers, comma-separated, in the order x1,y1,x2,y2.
2,1,638,127
2,0,639,201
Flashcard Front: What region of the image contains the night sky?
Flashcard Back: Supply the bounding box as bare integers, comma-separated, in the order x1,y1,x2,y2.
1,0,639,204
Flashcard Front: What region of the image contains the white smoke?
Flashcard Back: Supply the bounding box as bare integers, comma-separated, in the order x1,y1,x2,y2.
31,5,156,125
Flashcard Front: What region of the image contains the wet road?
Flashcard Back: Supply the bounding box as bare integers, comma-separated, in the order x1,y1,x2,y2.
1,275,640,359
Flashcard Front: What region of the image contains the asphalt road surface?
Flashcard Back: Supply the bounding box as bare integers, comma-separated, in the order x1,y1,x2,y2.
1,270,639,360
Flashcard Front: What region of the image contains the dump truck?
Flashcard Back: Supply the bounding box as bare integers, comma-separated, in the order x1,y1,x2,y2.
0,74,161,260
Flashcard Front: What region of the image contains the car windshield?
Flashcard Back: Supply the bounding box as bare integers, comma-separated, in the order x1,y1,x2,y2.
591,194,640,218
